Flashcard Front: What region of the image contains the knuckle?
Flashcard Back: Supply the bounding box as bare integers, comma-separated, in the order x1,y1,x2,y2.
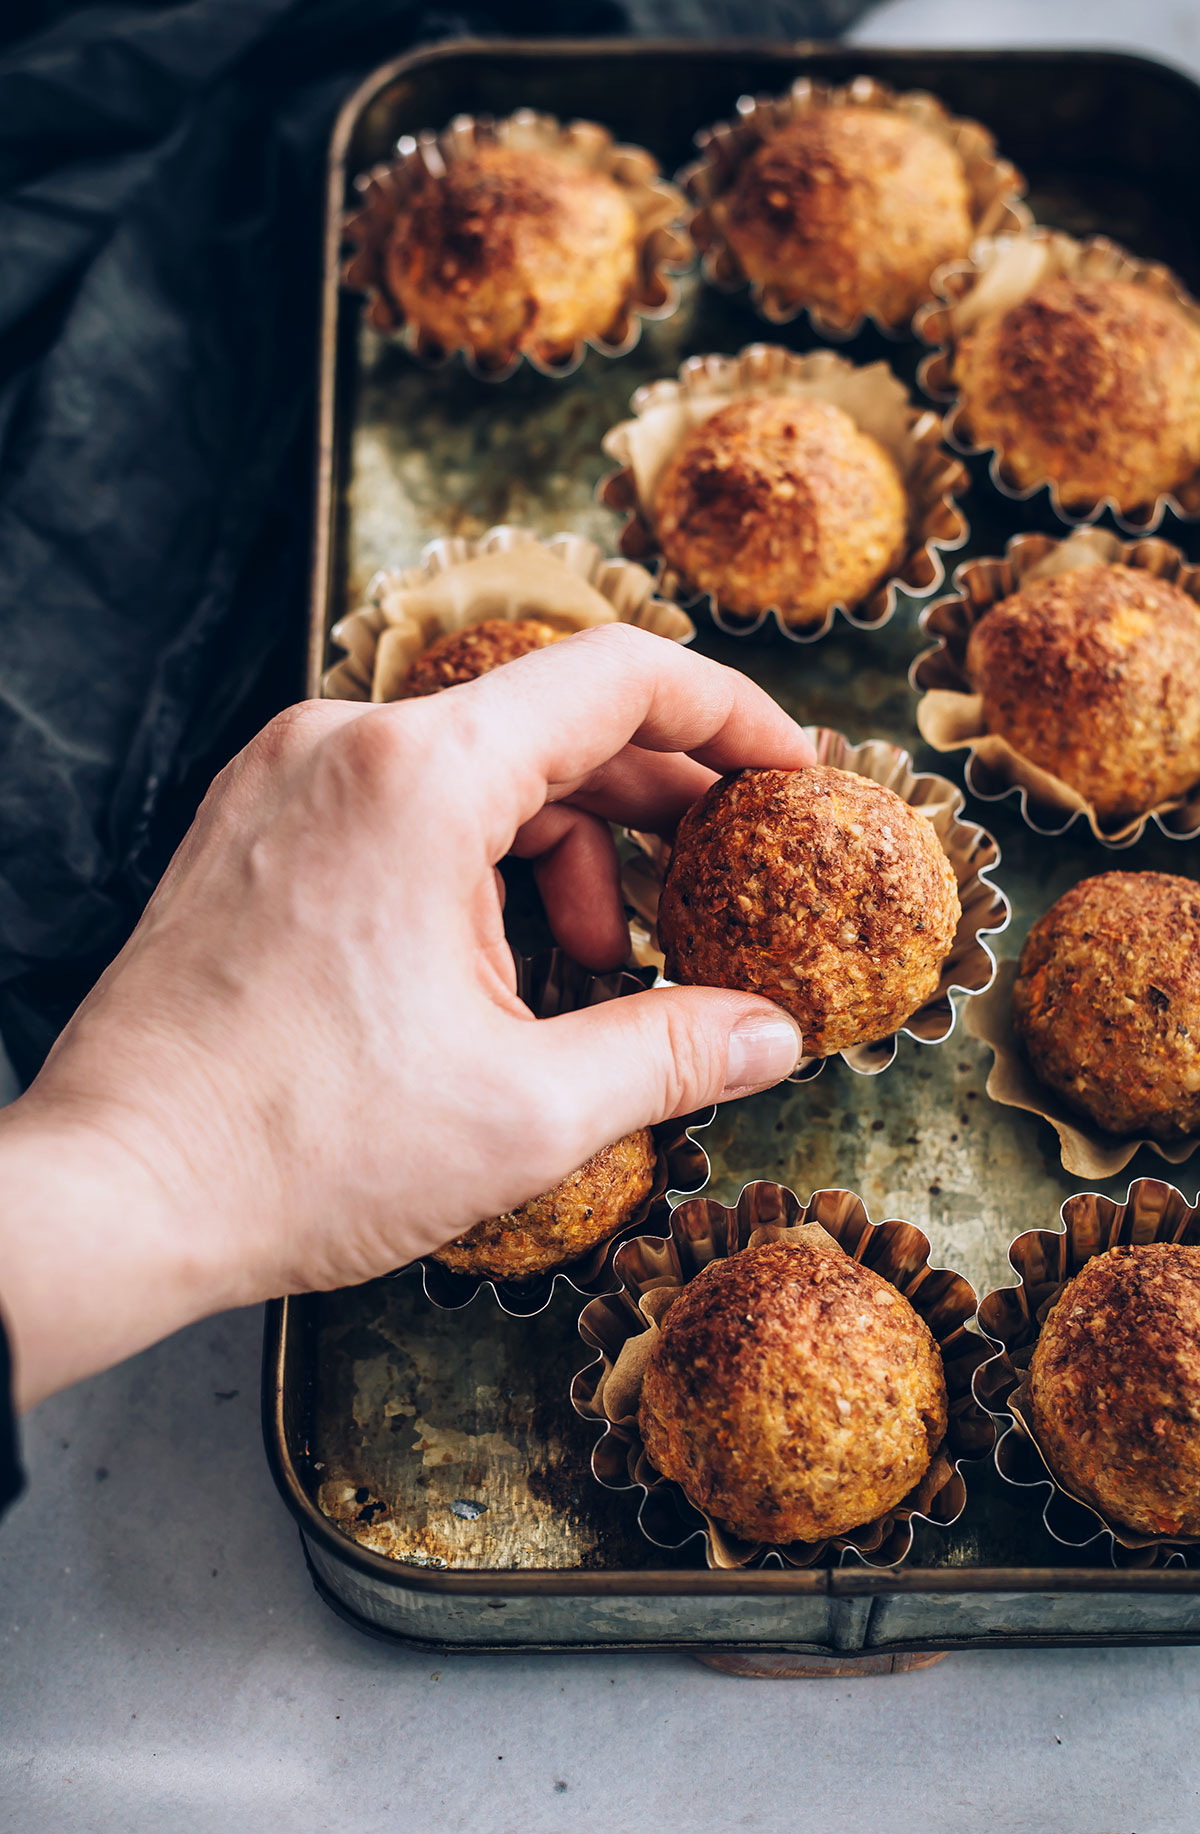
657,999,723,1113
336,702,440,790
252,699,339,768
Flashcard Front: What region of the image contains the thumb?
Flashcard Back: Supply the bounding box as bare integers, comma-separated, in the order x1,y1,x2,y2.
522,985,803,1165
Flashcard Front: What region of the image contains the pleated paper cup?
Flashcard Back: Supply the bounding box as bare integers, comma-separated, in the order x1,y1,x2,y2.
324,526,694,704
976,1181,1200,1567
681,73,1028,339
912,527,1200,848
621,727,1009,1079
572,1182,993,1569
410,951,712,1319
342,109,689,381
967,962,1200,1182
917,228,1200,534
599,342,968,642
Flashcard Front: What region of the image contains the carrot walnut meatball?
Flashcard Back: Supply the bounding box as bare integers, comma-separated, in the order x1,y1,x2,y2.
402,618,564,697
385,145,639,367
652,396,908,626
1030,1244,1200,1537
1013,872,1200,1139
657,767,961,1056
639,1240,948,1543
431,1129,656,1282
953,279,1200,514
715,108,973,328
966,564,1200,823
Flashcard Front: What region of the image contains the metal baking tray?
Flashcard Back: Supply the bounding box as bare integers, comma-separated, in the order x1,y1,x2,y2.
266,38,1200,1655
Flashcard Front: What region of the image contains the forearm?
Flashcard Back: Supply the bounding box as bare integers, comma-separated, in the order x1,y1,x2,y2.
0,1096,236,1410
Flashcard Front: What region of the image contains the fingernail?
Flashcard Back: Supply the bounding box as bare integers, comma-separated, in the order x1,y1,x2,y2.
722,1011,803,1096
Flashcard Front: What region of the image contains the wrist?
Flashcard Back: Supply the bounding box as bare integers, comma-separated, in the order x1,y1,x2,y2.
0,1092,242,1409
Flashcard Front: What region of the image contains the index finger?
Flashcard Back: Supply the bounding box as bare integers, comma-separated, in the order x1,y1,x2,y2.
418,623,816,849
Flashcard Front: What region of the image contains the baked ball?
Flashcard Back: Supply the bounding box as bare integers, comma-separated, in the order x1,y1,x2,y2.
1030,1243,1200,1537
652,396,908,625
966,564,1200,823
431,1129,656,1281
639,1240,948,1543
658,766,961,1056
403,618,564,697
385,145,639,366
717,108,972,327
1013,872,1200,1138
953,279,1200,513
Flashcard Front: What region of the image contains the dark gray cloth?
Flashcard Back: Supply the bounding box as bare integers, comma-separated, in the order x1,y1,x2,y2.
0,0,869,1083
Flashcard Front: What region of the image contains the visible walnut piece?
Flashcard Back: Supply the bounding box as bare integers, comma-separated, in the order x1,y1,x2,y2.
1031,1243,1200,1537
657,765,961,1056
1013,871,1200,1139
954,279,1200,513
717,108,972,328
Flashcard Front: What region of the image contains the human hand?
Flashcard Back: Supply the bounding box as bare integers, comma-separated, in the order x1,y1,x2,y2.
0,624,813,1404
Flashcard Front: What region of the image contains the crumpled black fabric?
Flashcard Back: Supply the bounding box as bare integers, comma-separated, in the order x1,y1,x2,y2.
0,0,868,1083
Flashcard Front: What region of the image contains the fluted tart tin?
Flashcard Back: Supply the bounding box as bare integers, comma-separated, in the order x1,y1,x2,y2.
598,342,968,643
916,228,1200,535
976,1181,1200,1567
680,74,1028,340
342,109,689,382
621,726,1008,1079
572,1182,993,1569
323,525,695,703
967,961,1200,1182
911,527,1200,848
408,950,713,1319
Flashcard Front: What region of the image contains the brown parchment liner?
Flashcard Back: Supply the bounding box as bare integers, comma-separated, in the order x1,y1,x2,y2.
342,109,690,381
572,1182,993,1568
621,726,1009,1080
975,1180,1200,1567
966,960,1200,1182
911,527,1200,848
598,342,968,644
411,950,713,1318
680,74,1029,339
324,526,695,703
916,228,1200,534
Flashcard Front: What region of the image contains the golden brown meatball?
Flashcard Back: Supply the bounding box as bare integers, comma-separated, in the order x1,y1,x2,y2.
717,108,972,328
954,279,1200,514
403,618,564,697
1030,1243,1200,1537
385,145,639,366
1013,872,1200,1139
640,1240,948,1543
966,565,1200,823
431,1129,656,1282
652,396,908,626
657,767,961,1056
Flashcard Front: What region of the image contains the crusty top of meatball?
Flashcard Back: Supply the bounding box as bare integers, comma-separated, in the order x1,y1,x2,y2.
720,107,971,325
657,766,961,1056
403,617,563,697
954,278,1200,509
966,564,1200,822
1031,1242,1200,1536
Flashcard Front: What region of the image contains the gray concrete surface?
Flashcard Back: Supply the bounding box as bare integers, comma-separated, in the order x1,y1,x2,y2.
3,1303,1200,1833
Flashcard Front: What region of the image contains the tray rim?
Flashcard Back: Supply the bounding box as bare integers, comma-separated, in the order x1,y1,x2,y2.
307,33,1200,700
289,34,1200,1630
264,1294,1200,1599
